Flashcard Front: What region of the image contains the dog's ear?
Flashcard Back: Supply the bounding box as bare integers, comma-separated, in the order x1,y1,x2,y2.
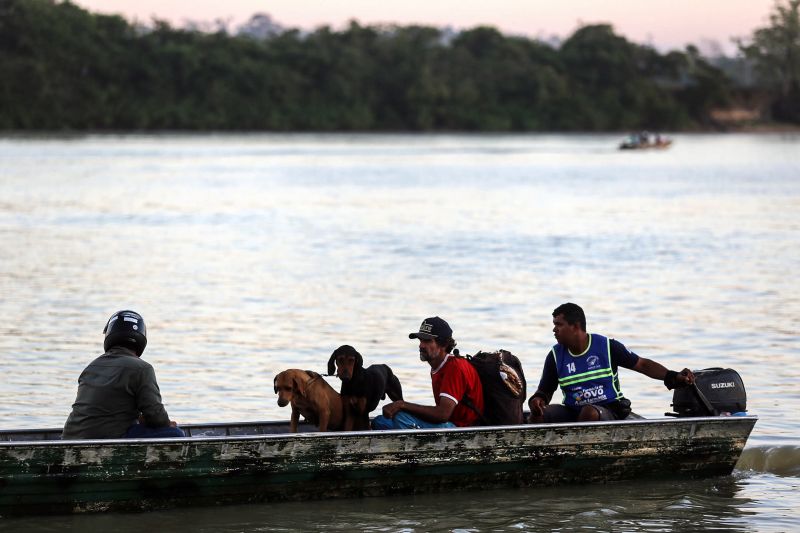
355,350,363,370
293,373,306,396
327,351,337,376
273,375,279,394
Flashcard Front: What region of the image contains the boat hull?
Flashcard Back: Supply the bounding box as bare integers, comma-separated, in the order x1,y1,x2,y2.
0,416,757,515
619,140,672,150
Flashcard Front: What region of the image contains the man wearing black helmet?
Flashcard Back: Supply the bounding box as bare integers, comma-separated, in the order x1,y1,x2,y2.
62,310,184,439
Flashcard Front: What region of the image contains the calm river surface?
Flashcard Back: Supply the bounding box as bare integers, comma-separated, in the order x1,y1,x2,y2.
0,133,798,531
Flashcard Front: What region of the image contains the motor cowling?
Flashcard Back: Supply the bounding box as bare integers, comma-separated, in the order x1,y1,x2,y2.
671,367,746,416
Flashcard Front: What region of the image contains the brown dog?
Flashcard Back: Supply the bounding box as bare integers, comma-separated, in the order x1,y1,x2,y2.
273,369,345,432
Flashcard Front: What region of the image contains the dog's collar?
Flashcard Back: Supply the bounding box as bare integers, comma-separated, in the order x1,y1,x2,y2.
304,371,321,387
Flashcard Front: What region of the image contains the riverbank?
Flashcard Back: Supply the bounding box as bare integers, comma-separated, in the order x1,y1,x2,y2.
1,123,800,136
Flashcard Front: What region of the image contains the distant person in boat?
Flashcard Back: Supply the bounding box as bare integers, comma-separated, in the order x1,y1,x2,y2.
62,310,184,439
527,303,694,423
371,316,484,429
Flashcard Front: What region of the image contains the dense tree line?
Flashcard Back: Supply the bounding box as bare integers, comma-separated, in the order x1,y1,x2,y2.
0,0,791,131
738,0,800,123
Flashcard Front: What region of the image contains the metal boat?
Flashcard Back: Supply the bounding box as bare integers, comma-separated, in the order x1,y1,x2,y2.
0,415,757,515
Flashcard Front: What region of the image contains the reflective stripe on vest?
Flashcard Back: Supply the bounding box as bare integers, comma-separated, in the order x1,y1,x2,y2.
552,333,624,407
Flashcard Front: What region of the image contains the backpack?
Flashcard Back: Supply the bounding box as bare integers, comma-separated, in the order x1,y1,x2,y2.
671,367,746,417
462,350,527,425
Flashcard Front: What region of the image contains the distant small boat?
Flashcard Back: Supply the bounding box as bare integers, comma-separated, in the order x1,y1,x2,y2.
0,415,756,515
620,132,672,150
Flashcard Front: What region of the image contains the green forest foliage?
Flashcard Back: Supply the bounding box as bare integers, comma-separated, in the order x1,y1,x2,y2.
0,0,763,131
738,0,800,123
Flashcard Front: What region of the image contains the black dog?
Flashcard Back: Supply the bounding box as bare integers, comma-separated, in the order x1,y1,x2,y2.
327,345,403,430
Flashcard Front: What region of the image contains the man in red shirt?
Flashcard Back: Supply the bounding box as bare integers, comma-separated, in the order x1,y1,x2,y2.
372,317,484,430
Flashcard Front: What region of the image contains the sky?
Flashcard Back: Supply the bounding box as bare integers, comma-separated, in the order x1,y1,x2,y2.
72,0,775,54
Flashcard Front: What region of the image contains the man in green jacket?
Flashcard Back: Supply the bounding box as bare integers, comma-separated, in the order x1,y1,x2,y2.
62,310,184,439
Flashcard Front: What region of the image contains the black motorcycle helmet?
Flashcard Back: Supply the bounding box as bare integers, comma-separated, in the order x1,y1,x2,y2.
103,310,147,356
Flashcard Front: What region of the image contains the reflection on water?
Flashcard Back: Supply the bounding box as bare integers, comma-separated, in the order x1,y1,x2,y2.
0,476,780,532
0,133,799,529
1,134,798,435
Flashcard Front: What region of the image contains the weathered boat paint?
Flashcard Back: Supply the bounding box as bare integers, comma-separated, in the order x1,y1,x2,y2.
0,416,757,516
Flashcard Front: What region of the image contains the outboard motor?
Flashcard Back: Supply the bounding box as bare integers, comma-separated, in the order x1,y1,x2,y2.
670,367,747,417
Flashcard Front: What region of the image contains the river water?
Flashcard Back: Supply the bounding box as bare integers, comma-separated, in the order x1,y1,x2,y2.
0,133,798,531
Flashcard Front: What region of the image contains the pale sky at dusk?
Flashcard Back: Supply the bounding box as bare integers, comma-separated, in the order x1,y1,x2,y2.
72,0,775,54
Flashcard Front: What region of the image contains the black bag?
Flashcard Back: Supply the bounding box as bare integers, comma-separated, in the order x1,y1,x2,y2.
671,367,747,417
463,350,527,425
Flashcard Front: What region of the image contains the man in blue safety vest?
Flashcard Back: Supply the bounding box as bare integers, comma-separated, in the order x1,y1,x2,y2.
527,302,695,423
